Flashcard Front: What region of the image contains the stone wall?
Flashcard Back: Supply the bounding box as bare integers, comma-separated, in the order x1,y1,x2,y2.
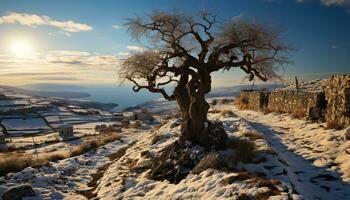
322,75,350,128
267,91,325,118
238,90,269,111
236,74,350,128
236,90,325,119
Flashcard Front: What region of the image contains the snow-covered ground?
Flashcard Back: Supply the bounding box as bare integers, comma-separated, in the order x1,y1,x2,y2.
0,86,115,137
0,83,349,199
0,127,147,199
94,117,299,200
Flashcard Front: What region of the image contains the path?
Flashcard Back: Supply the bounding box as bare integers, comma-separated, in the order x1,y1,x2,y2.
233,108,350,200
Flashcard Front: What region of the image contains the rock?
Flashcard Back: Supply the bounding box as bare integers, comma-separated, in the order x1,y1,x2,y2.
323,75,350,129
344,126,350,141
2,184,36,200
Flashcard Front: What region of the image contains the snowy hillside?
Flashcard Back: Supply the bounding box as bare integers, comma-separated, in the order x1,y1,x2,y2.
0,86,116,137
0,83,349,200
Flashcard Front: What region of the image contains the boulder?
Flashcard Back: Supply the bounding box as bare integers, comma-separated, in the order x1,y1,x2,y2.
2,184,36,200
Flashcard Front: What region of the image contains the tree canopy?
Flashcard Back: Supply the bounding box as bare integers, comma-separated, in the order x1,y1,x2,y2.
119,11,290,101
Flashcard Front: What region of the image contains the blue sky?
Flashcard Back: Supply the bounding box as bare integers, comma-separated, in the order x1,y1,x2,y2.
0,0,349,86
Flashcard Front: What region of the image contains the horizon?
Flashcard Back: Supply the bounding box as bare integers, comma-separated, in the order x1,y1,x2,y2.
0,0,349,88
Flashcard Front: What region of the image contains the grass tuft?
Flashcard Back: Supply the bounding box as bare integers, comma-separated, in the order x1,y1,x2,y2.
227,137,256,163
0,133,121,176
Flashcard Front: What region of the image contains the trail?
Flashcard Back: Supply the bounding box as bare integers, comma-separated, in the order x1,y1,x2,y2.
233,108,350,200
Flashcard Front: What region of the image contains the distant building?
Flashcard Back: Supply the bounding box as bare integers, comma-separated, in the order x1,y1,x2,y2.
58,124,74,138
0,133,6,144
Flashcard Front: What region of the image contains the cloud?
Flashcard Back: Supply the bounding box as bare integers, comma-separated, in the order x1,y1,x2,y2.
296,0,350,8
45,51,119,68
0,50,120,85
321,0,350,6
30,76,80,81
48,31,72,37
0,72,71,77
331,45,340,49
126,45,144,52
112,25,120,29
0,12,92,33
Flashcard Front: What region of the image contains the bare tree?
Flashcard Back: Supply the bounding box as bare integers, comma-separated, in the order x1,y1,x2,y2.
119,11,290,148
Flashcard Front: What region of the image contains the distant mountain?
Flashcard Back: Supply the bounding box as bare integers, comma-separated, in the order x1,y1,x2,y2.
0,85,118,111
207,84,282,98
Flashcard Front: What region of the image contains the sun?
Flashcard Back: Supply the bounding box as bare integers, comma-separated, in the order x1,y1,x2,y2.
10,39,35,57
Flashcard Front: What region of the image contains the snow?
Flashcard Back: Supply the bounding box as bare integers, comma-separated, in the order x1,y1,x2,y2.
0,129,142,199
277,78,324,92
226,107,350,199
0,84,349,199
0,99,30,107
1,117,51,131
93,118,299,199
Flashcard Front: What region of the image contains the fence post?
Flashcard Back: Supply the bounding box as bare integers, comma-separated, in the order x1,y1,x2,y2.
295,76,299,93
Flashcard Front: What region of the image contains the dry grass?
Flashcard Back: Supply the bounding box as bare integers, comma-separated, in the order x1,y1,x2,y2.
0,133,121,176
227,137,256,163
208,109,221,114
221,98,233,104
131,120,142,129
261,106,271,114
220,110,237,118
71,140,99,156
234,96,249,110
192,153,227,174
291,109,306,118
326,120,344,130
243,131,264,140
223,172,282,200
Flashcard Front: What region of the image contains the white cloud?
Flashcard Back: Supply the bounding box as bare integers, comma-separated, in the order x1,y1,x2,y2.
126,45,144,52
44,51,119,68
0,12,92,33
112,25,120,29
0,50,120,84
295,0,350,8
321,0,349,6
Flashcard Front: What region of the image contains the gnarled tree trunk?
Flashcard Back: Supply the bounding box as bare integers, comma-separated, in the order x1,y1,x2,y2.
174,73,228,149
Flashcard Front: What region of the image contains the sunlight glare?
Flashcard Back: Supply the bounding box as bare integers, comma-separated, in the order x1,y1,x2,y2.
10,39,35,57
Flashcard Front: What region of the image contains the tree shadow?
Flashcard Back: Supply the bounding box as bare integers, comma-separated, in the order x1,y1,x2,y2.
246,120,350,200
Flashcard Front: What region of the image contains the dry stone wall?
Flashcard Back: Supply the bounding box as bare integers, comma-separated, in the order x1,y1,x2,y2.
322,75,350,128
267,91,325,118
236,88,325,119
238,91,269,111
236,74,350,128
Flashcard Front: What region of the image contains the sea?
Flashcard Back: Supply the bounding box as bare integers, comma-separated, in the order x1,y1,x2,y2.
20,83,281,111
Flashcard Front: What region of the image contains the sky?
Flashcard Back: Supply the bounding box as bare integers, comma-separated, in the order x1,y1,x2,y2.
0,0,349,87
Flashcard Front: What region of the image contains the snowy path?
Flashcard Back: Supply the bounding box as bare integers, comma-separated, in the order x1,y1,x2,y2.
232,108,350,200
